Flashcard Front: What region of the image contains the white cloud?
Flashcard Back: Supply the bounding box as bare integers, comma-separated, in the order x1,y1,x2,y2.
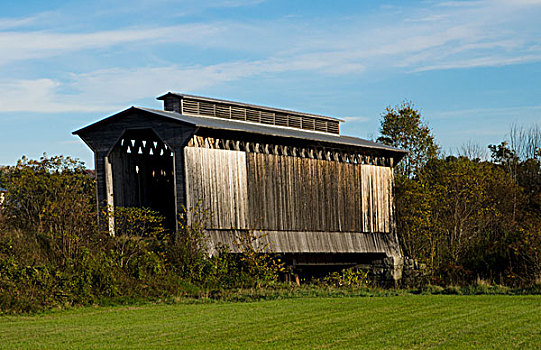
0,53,365,113
413,54,541,72
343,116,370,123
430,105,541,120
0,0,540,113
1,0,540,71
0,79,116,113
0,16,38,30
0,23,222,66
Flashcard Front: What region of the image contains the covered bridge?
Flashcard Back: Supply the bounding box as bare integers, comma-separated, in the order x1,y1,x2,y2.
73,93,406,281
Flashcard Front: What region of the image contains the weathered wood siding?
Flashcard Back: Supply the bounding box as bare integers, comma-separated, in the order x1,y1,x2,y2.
108,147,139,207
206,230,400,255
184,147,393,233
246,154,393,232
184,147,249,229
361,164,394,233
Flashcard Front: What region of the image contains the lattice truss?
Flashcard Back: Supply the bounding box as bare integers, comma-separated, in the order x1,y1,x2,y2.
119,135,174,157
187,135,393,167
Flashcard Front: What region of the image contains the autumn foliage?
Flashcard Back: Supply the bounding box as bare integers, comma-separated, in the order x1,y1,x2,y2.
379,103,541,286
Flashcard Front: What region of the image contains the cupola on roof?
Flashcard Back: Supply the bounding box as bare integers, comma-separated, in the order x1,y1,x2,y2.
157,92,343,134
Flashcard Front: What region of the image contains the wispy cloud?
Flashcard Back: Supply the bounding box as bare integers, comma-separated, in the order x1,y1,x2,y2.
0,16,39,30
0,0,540,113
431,105,541,120
0,23,222,66
343,116,369,123
0,54,365,113
413,55,541,72
1,0,539,69
0,79,117,113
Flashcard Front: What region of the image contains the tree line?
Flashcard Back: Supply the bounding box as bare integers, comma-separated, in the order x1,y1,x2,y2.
0,102,539,313
378,102,541,286
0,156,283,313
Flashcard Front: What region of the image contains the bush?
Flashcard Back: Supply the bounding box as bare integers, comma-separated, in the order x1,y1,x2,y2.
111,207,167,239
319,268,371,288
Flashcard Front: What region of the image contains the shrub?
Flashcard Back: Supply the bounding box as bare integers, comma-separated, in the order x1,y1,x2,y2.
111,207,167,239
320,268,371,288
422,284,445,295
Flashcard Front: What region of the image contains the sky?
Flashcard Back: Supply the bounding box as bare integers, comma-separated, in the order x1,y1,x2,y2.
0,0,540,167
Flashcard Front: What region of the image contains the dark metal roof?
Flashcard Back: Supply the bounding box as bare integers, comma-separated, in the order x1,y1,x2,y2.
157,92,344,122
138,107,406,154
73,106,406,155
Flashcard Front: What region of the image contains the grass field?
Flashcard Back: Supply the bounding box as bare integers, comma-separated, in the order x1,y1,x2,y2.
1,295,540,349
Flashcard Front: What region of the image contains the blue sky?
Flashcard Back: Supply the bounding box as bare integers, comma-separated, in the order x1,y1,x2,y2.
1,0,540,166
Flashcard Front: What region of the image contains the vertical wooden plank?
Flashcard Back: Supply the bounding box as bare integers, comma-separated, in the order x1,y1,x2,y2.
376,166,385,232
183,148,192,222
311,158,319,231
230,152,237,228
246,153,258,228
362,164,369,232
284,156,291,231
320,159,327,232
345,163,352,231
257,153,265,228
297,156,304,230
216,150,223,228
266,154,273,229
377,166,382,233
225,150,233,228
309,157,316,231
382,167,387,232
293,156,300,230
320,159,325,231
353,163,359,230
372,165,378,232
233,151,239,228
242,151,249,229
259,153,265,229
281,155,289,231
386,166,392,233
344,162,351,231
370,165,375,232
275,155,283,231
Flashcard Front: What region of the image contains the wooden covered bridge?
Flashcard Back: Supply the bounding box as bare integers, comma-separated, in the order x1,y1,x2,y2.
74,93,406,281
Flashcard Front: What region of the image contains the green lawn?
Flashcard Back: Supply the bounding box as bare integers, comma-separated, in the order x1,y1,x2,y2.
1,295,539,349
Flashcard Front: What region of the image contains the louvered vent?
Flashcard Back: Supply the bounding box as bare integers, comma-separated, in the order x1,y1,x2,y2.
166,95,341,134
231,107,245,121
327,122,339,134
199,101,214,116
315,119,327,133
183,99,198,114
301,117,315,131
288,115,301,128
275,113,288,127
246,109,260,123
216,104,230,118
260,111,274,124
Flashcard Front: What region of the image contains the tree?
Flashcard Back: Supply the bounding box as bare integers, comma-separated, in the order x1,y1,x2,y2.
377,101,439,178
398,156,525,284
1,155,96,258
490,124,541,219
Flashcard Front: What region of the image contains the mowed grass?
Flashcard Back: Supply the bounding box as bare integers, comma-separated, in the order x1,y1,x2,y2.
0,295,539,349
